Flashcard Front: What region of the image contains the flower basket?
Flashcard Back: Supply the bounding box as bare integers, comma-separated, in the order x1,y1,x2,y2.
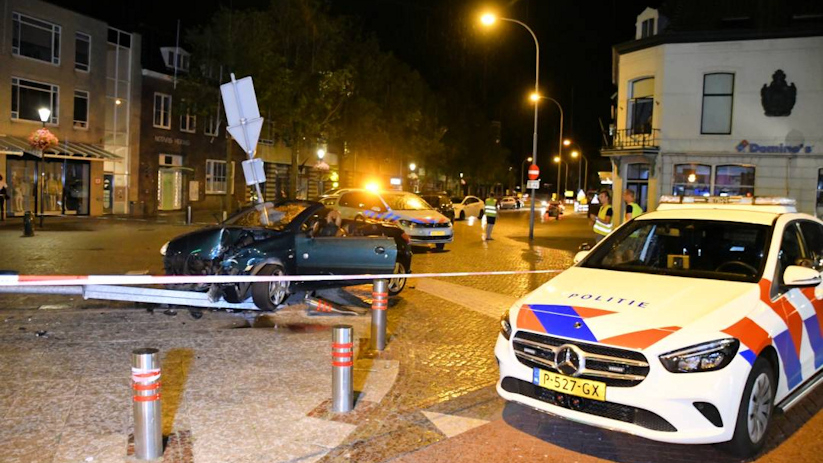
314,160,330,171
29,128,59,151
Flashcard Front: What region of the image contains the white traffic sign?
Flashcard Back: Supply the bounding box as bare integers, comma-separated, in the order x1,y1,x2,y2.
527,180,540,190
220,74,264,156
241,158,266,186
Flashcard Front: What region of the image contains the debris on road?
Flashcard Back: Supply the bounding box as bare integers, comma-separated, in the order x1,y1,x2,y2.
35,330,48,337
163,308,177,316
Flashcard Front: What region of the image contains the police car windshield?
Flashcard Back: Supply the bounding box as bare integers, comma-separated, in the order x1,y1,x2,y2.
581,219,769,283
381,193,431,211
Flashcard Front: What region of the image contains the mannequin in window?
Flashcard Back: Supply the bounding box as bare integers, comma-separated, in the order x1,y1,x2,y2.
12,172,24,213
47,173,61,211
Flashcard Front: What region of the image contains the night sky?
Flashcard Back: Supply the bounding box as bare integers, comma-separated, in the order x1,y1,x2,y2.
48,0,658,173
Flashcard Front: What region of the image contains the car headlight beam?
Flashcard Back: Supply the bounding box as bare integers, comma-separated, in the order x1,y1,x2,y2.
659,338,739,373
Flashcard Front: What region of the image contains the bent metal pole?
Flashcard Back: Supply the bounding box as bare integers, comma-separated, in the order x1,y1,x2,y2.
132,348,163,460
371,279,388,351
332,325,354,413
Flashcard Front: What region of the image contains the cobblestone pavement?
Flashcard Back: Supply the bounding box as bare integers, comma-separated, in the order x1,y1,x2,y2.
0,211,820,463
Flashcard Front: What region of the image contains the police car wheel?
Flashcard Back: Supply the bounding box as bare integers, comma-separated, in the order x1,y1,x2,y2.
435,243,445,251
725,357,775,457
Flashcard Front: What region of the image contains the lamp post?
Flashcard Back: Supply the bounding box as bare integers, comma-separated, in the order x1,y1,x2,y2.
37,108,50,227
409,162,417,192
481,12,540,240
531,94,564,201
520,156,533,194
564,139,588,193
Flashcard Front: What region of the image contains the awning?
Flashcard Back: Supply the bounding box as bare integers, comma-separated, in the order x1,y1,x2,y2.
0,136,121,161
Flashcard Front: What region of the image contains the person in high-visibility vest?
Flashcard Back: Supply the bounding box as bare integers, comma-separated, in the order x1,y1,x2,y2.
623,189,644,222
484,193,499,241
591,189,613,241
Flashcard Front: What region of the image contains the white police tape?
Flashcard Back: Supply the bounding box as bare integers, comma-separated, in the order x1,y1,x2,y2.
0,269,563,287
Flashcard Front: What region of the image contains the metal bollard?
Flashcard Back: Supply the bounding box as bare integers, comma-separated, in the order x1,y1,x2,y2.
332,325,353,412
186,205,192,225
370,279,388,351
132,348,163,460
23,211,34,237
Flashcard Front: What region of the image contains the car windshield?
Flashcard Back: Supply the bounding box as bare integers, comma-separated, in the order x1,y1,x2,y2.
381,192,431,211
225,202,309,230
581,219,769,283
451,197,463,204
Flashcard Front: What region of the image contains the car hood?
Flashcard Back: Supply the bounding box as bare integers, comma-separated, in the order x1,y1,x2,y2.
386,209,451,224
512,267,759,352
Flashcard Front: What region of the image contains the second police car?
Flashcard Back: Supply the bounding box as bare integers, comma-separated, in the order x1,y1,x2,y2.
495,196,823,457
323,188,454,250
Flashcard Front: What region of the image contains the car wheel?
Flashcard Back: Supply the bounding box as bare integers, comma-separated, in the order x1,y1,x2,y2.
223,283,247,303
388,261,407,296
435,243,446,251
459,211,465,220
725,357,775,457
251,264,290,311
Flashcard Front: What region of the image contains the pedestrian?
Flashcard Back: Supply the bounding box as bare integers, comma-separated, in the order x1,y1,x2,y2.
623,189,643,222
0,174,7,220
484,193,499,241
590,189,613,242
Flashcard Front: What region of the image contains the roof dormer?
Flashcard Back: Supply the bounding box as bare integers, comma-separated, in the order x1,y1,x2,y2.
635,7,667,40
160,46,190,73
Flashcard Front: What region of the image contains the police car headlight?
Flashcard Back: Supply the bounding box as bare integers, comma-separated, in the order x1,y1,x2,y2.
160,241,169,256
399,220,414,228
500,308,512,340
659,339,739,373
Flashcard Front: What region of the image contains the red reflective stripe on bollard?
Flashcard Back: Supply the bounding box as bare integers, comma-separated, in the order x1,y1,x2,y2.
332,352,353,358
332,361,354,367
332,342,353,348
133,394,161,402
133,382,161,391
133,371,160,378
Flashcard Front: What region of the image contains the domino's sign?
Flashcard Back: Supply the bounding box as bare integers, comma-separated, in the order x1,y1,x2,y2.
736,139,813,154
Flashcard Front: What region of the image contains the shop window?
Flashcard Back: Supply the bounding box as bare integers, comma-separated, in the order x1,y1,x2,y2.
673,164,711,196
628,77,654,135
73,90,89,129
626,163,650,211
75,32,90,72
714,165,754,196
701,73,734,134
11,77,59,124
12,12,61,65
206,159,227,194
153,93,171,129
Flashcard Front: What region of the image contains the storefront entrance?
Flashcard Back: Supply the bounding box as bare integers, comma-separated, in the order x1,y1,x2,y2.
5,157,90,217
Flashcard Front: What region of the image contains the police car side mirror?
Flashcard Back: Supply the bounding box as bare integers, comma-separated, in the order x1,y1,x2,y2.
783,265,821,288
574,251,590,264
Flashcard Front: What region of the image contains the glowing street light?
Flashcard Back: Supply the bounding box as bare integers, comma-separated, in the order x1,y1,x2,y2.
38,108,51,126
482,12,541,240
520,156,533,193
409,162,416,172
316,148,326,159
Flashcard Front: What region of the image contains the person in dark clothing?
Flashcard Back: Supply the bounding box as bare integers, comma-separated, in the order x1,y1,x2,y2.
0,174,7,220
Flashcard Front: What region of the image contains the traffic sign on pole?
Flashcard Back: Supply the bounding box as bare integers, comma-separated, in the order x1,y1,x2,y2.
526,180,540,190
528,164,540,180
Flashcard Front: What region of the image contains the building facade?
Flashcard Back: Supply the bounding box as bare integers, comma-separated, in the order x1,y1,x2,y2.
602,6,823,222
0,0,140,217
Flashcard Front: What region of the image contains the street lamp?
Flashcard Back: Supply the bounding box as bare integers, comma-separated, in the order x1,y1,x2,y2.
520,156,533,193
317,148,326,160
37,108,51,226
563,139,589,193
531,94,564,200
409,162,416,172
482,12,540,240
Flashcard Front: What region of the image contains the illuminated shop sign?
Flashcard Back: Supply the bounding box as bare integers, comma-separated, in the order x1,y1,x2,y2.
736,140,812,154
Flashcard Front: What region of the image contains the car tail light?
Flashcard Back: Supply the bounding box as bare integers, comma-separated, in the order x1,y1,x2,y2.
401,233,411,244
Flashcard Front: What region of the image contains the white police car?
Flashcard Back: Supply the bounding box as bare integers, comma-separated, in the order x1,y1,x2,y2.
325,189,453,250
495,196,823,457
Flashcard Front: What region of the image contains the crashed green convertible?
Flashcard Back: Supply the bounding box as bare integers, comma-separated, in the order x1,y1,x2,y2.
161,200,413,311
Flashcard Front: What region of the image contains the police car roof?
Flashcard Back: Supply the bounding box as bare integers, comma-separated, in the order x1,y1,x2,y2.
639,208,785,225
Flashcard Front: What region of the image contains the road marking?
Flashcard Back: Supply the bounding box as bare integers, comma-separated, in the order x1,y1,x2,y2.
422,411,490,438
414,279,517,318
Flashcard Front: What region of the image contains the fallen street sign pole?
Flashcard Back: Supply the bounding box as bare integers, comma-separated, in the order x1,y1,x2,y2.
220,73,267,221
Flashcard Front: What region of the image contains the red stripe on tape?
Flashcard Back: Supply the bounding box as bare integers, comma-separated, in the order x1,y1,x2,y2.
332,361,354,367
19,275,88,282
133,394,161,402
132,382,161,391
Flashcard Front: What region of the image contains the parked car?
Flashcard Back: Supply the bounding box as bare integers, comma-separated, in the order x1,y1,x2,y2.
420,193,455,222
495,195,823,457
325,189,453,250
452,195,485,220
161,200,412,311
499,196,517,209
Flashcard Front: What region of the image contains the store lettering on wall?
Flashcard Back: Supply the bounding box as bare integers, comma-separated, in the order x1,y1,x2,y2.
736,140,813,154
154,135,191,146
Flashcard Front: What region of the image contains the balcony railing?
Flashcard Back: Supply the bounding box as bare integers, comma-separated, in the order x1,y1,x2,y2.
608,128,660,150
